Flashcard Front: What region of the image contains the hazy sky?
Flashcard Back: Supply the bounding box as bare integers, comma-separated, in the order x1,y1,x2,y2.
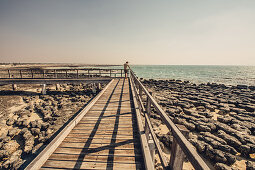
0,0,255,65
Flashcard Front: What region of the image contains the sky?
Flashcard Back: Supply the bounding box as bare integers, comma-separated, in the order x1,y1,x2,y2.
0,0,255,65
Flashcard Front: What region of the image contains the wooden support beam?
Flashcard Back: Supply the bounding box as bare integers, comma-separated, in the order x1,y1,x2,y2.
8,70,11,78
20,70,22,78
139,85,143,99
31,70,34,78
56,84,60,91
42,84,46,95
145,92,152,139
169,124,189,170
12,84,17,91
54,69,56,78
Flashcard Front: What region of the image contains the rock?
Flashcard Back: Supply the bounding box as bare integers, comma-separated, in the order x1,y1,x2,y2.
22,119,29,127
237,85,248,89
158,133,172,147
46,128,53,136
8,128,18,138
31,128,41,136
240,145,251,156
197,124,211,132
41,122,49,130
1,150,22,169
6,118,15,126
2,140,20,155
32,143,44,154
0,150,9,160
214,150,227,163
246,161,255,170
22,130,35,153
224,153,236,165
196,140,207,153
214,163,232,170
196,106,206,111
205,144,215,159
2,136,11,143
200,132,227,145
0,126,8,139
217,130,242,149
217,116,233,124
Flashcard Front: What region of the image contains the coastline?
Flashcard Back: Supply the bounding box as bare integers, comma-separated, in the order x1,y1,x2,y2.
142,78,255,169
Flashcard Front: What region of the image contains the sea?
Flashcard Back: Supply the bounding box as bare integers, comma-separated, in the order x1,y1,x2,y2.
111,65,255,86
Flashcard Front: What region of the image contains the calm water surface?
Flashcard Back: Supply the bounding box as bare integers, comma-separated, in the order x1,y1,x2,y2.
113,65,255,86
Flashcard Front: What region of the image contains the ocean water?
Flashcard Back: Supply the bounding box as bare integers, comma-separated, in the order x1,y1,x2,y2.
113,65,255,86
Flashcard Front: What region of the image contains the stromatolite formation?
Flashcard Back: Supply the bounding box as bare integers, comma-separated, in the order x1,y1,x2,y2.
143,79,255,169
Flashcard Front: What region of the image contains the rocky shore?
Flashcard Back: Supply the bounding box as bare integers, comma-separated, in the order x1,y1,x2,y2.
142,79,255,170
0,83,103,169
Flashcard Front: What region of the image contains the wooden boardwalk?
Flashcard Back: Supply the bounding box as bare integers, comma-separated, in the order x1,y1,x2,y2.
40,78,145,169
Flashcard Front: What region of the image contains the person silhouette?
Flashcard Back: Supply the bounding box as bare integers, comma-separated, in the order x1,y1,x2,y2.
123,61,130,79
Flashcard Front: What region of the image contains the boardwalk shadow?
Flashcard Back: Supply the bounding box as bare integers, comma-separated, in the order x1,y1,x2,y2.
73,79,120,169
73,78,143,169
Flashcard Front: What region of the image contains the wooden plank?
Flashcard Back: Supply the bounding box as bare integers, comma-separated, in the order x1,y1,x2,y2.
48,153,141,163
41,160,142,169
54,147,141,155
63,138,139,145
59,142,135,149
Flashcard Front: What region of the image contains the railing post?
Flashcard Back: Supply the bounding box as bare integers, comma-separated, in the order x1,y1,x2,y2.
148,134,155,163
54,69,56,78
110,69,112,77
88,70,90,77
65,70,67,78
76,70,79,78
8,70,11,78
43,70,45,78
56,84,60,91
169,124,189,170
121,69,122,77
41,84,46,95
12,84,17,91
31,70,34,78
139,85,143,99
145,92,152,139
20,70,22,78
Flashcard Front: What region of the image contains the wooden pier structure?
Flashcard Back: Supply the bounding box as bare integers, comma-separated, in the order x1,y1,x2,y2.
0,68,210,170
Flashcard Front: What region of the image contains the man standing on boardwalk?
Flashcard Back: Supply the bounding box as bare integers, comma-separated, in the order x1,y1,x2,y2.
124,61,130,79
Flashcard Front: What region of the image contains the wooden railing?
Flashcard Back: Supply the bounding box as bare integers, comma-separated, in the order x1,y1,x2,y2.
130,70,210,170
0,68,126,79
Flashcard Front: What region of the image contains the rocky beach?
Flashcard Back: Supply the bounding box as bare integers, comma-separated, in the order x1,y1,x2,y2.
142,79,255,170
0,83,104,169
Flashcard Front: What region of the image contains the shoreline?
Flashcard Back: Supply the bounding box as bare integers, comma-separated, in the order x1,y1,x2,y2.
0,75,255,169
142,78,255,169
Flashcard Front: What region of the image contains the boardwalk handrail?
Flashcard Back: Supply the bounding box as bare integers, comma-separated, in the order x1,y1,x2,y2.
129,69,210,170
0,68,127,79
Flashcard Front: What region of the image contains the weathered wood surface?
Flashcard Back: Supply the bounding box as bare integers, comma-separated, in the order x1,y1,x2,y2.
40,78,145,170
